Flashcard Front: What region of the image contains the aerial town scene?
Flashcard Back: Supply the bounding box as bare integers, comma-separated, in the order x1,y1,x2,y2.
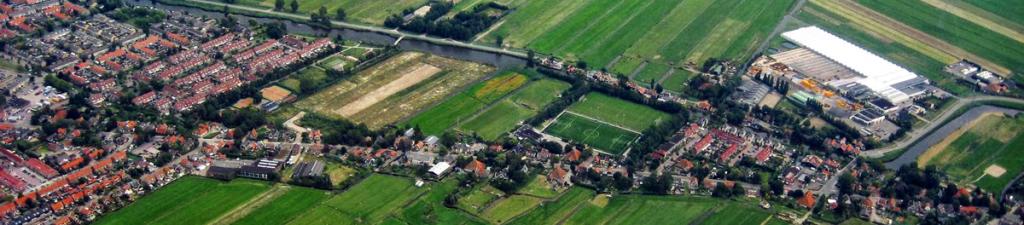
0,0,1023,224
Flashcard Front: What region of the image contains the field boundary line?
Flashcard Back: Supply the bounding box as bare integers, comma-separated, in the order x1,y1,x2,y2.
627,61,647,80
453,79,535,129
921,0,1024,45
562,111,640,134
208,184,290,225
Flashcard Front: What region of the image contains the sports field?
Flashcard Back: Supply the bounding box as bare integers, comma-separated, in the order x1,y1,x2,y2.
918,114,1024,193
405,72,528,135
567,93,670,131
481,0,792,75
544,113,640,154
294,52,493,128
95,177,271,225
458,79,571,140
235,0,426,25
856,0,1024,76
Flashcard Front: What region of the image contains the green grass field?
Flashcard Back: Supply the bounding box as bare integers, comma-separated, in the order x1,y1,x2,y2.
700,204,774,225
479,195,544,224
567,92,670,131
661,69,695,93
508,187,596,225
565,195,718,225
515,175,561,199
289,174,427,225
397,176,488,225
486,0,791,71
963,0,1024,25
458,185,504,213
404,72,527,135
921,115,1024,193
96,177,271,225
632,63,670,88
457,78,571,140
231,187,330,225
857,0,1024,76
544,113,640,154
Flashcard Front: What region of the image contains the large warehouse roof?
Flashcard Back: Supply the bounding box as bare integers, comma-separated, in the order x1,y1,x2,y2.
782,26,919,103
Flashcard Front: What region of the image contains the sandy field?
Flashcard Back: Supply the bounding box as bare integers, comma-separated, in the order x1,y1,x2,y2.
335,64,441,117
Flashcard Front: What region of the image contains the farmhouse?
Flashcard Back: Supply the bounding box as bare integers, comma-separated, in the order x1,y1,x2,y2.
778,26,931,104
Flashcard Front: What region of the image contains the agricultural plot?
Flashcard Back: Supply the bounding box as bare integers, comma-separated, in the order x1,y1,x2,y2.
544,113,640,154
699,204,774,225
397,176,488,225
918,114,1024,193
479,195,544,224
508,187,596,225
661,69,695,93
231,187,330,225
962,0,1024,25
632,63,671,88
487,0,791,72
95,177,271,225
515,175,561,199
458,185,505,213
856,0,1024,76
288,174,427,225
279,66,329,93
405,72,527,135
294,52,493,128
457,78,571,140
564,195,719,225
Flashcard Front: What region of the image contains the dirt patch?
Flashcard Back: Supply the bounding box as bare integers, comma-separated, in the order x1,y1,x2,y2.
985,164,1007,178
759,92,782,108
335,63,442,117
808,117,829,129
261,86,294,102
916,112,1001,167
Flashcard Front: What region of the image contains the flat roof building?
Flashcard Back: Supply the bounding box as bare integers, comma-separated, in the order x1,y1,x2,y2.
781,26,929,104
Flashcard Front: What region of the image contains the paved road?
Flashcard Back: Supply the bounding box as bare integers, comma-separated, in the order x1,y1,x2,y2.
859,95,1024,159
183,0,528,58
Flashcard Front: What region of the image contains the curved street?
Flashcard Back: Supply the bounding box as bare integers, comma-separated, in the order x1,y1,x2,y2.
860,95,1024,159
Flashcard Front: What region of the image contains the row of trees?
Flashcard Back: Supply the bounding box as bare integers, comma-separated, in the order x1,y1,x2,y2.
383,3,503,41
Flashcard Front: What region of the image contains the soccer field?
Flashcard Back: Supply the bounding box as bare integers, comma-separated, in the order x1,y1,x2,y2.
544,113,640,154
567,92,670,131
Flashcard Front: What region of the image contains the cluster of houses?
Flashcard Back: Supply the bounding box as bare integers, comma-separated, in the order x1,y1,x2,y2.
130,33,334,113
0,0,89,40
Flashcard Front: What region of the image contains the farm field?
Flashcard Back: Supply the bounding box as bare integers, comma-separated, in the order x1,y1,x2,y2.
480,195,544,224
235,0,426,25
544,113,640,154
962,0,1024,25
856,0,1024,76
566,92,670,131
230,187,330,225
404,72,528,135
796,1,972,95
632,63,671,88
515,175,561,199
482,0,792,75
699,204,774,225
662,70,695,93
458,185,505,214
508,187,596,225
95,177,271,225
458,78,572,140
293,51,493,128
288,174,427,225
918,114,1024,193
564,195,718,225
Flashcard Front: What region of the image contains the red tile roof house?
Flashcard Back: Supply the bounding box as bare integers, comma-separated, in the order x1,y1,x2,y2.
464,160,487,177
547,166,571,188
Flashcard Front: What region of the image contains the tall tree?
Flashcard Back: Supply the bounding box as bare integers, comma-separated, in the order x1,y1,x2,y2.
289,0,298,13
274,0,283,11
335,8,346,21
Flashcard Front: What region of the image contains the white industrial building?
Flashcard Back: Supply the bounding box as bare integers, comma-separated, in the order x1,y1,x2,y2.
780,26,929,104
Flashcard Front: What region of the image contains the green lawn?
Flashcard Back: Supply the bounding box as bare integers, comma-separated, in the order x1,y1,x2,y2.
509,187,596,225
515,175,561,199
567,92,671,131
858,0,1024,76
96,177,272,225
611,57,644,76
700,204,774,225
963,0,1024,25
458,185,504,213
397,176,488,225
231,187,330,225
479,195,544,224
921,115,1024,193
506,79,572,110
661,69,695,93
565,195,719,225
544,112,640,154
458,100,533,140
632,63,671,87
404,72,527,135
290,174,426,224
